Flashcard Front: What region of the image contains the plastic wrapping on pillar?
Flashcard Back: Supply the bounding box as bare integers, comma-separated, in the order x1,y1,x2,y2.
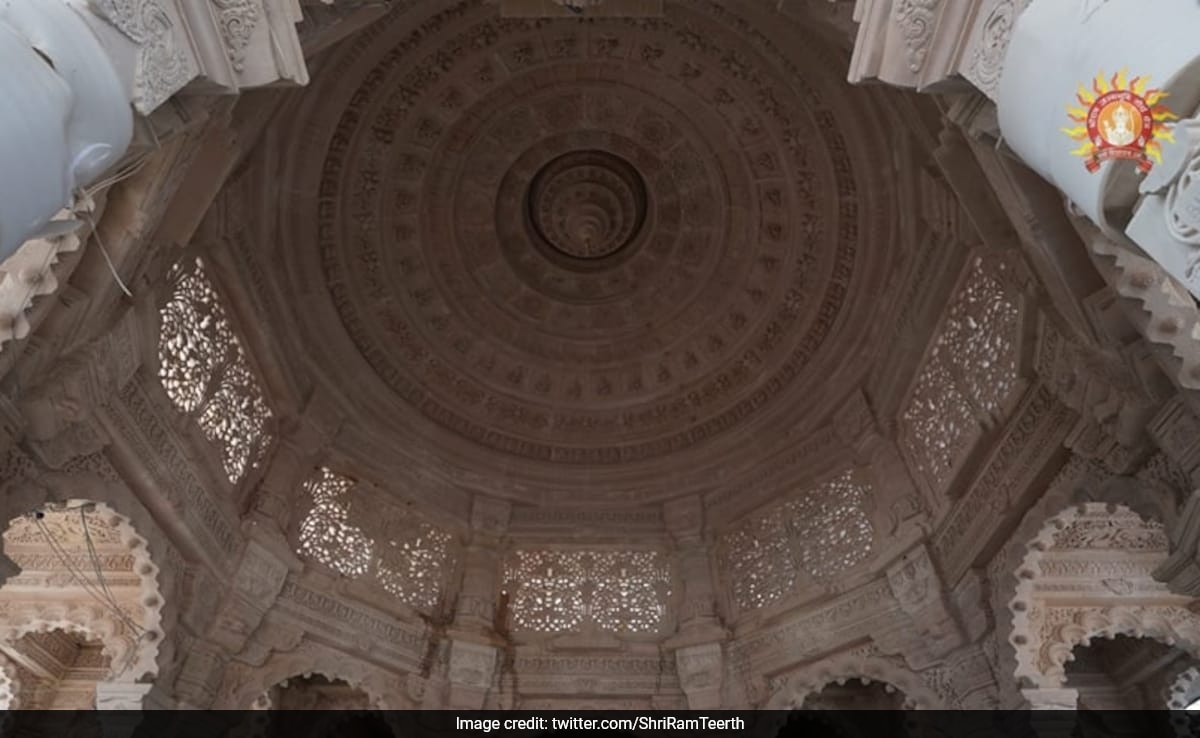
996,0,1200,229
0,0,132,262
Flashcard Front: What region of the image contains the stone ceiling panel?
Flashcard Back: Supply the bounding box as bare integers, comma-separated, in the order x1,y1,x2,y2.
260,0,909,504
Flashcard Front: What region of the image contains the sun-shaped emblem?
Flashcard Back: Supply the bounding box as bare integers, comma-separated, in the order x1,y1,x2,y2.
1063,69,1178,172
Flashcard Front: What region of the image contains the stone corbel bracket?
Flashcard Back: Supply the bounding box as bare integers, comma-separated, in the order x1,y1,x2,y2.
1075,218,1200,394
87,0,311,116
848,0,976,91
874,543,966,669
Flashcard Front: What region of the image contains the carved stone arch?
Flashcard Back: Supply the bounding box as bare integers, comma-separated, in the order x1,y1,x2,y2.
0,657,15,709
986,458,1177,703
764,651,946,710
1088,475,1177,531
986,458,1103,704
0,611,131,679
216,639,410,710
0,468,177,684
1167,665,1200,709
1007,500,1200,690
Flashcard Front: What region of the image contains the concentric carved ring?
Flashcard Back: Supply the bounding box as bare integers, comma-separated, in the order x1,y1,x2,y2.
528,150,647,262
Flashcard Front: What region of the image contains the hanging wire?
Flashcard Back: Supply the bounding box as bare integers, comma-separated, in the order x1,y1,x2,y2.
81,212,133,299
28,505,152,672
72,153,152,300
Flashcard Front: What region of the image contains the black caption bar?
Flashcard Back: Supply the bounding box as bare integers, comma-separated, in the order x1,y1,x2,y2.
0,710,1198,738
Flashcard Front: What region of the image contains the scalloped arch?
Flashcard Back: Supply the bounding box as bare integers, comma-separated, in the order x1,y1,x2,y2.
1008,499,1198,689
216,640,412,710
764,651,946,710
0,469,177,683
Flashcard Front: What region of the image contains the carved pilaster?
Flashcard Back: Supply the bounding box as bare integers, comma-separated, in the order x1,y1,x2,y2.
453,497,510,634
663,496,725,651
207,537,291,654
0,393,21,454
875,544,965,669
847,0,990,92
675,642,724,710
254,390,341,533
96,681,175,710
88,0,310,116
446,640,498,710
13,308,147,470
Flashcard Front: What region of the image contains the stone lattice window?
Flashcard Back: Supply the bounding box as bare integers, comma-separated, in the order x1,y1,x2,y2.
900,257,1020,495
158,258,273,484
296,467,457,611
504,549,671,635
720,469,874,613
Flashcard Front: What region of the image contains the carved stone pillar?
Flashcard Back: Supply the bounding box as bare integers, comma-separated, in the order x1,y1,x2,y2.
453,497,511,633
996,0,1200,299
1022,686,1078,709
875,544,965,669
0,0,312,345
0,0,131,261
663,496,726,708
1022,688,1079,737
675,642,724,710
446,497,508,709
0,393,21,455
664,496,722,636
256,391,341,535
446,639,499,710
207,537,292,654
1146,398,1200,596
93,681,158,710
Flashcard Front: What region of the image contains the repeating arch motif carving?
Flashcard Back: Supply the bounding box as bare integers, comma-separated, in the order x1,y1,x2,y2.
985,458,1179,704
0,463,180,684
1007,498,1199,689
214,639,411,710
764,650,946,710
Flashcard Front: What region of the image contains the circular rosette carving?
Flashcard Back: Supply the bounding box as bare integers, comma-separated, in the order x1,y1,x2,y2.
528,150,647,262
269,0,903,501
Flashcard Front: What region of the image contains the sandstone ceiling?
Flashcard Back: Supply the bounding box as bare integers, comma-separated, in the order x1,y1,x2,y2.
225,0,932,508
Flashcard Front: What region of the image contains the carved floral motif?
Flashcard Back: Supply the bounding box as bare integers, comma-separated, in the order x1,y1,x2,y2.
719,469,874,613
296,468,457,612
158,259,273,484
503,549,671,634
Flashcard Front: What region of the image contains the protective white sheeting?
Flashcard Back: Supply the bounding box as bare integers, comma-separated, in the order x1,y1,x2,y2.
997,0,1200,229
0,0,131,262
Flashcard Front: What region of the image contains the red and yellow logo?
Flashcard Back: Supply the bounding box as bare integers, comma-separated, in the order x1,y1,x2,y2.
1063,69,1177,172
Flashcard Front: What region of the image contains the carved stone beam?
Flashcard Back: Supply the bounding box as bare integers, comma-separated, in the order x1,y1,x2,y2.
663,495,724,644
452,496,511,635
997,0,1200,304
252,388,342,533
846,0,995,93
498,0,664,18
675,642,725,710
297,1,391,57
18,308,144,441
875,543,966,669
206,538,293,655
446,639,499,710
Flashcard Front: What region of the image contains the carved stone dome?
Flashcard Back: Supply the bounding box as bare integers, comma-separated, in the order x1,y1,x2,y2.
263,0,904,506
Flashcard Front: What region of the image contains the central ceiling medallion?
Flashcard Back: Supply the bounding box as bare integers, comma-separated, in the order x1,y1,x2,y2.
527,150,648,262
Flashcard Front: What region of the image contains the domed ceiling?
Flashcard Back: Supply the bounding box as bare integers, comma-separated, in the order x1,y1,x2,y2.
256,0,918,506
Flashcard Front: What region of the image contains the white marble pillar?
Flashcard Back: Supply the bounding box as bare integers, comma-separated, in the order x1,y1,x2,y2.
996,0,1200,298
0,0,132,262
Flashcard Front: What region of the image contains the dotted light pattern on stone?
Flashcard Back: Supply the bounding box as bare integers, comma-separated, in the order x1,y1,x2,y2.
297,468,456,611
504,549,671,634
900,259,1020,494
721,470,874,613
158,259,273,484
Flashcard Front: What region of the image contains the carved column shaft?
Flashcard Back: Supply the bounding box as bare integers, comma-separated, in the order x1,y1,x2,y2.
0,0,132,262
996,0,1200,302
